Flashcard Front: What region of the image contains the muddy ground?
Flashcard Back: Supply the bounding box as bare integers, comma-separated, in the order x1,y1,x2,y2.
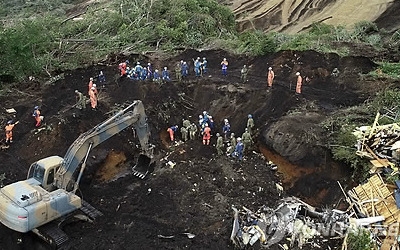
0,49,388,249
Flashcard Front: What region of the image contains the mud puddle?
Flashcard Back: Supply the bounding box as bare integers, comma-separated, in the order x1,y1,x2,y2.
259,145,350,206
95,150,128,182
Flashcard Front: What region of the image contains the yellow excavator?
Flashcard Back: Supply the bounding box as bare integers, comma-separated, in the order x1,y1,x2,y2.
0,100,154,248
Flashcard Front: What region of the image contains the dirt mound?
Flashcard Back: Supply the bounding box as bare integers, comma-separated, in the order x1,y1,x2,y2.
0,49,386,249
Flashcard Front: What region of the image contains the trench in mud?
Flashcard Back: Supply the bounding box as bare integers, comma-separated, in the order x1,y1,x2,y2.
259,144,350,206
94,150,128,182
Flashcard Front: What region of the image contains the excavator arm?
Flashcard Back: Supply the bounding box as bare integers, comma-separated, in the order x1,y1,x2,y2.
54,100,153,192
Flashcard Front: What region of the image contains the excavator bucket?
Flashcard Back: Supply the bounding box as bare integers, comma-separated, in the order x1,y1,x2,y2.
132,154,152,179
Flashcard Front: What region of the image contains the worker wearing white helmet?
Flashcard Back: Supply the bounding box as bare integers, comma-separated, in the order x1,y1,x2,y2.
221,58,229,76
202,123,211,145
295,72,302,94
89,86,98,110
88,77,94,95
75,90,86,110
267,67,275,88
215,132,224,155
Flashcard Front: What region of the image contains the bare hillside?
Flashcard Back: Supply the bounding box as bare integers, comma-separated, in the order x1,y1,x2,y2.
222,0,400,33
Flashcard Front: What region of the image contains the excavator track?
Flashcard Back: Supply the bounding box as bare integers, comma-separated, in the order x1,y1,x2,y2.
32,222,69,249
80,200,103,219
31,200,103,249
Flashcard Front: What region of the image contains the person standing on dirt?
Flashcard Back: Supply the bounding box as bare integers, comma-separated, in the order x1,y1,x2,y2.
295,72,302,94
193,57,201,77
247,114,254,135
221,58,228,76
202,57,208,75
180,125,188,142
188,123,198,140
240,65,248,83
119,60,128,77
182,118,191,129
5,120,19,145
208,116,215,131
231,137,244,161
181,62,189,79
153,69,161,83
134,62,143,80
98,71,106,86
167,125,178,142
222,119,231,141
88,77,94,95
175,63,182,81
162,67,171,82
202,123,211,145
267,67,275,88
146,62,153,80
32,106,43,127
75,90,86,110
227,133,236,156
241,128,253,153
89,86,97,110
216,133,224,156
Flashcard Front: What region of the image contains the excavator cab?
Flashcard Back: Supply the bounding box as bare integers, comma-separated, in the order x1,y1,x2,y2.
132,154,153,179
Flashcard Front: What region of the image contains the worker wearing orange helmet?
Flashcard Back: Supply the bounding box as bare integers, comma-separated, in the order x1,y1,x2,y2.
5,120,19,144
267,67,275,88
202,123,211,145
295,72,302,94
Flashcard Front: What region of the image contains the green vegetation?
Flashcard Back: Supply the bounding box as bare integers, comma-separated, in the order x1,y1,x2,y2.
0,1,394,81
0,0,236,79
321,87,400,180
364,62,400,80
347,228,375,250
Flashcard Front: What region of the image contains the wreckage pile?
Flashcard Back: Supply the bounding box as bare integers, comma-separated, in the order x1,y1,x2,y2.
353,112,400,174
230,197,349,249
230,186,400,249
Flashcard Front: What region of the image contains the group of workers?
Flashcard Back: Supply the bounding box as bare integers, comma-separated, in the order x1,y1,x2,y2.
119,60,171,83
167,112,255,161
3,105,43,146
75,71,107,111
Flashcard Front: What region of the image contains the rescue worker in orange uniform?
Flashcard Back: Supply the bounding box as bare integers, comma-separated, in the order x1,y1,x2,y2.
202,123,211,145
33,106,43,127
167,125,178,142
295,72,302,94
267,67,275,88
88,77,95,95
119,60,129,77
92,83,98,95
89,86,97,110
5,120,19,144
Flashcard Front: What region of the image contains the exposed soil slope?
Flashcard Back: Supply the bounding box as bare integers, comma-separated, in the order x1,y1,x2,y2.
222,0,400,33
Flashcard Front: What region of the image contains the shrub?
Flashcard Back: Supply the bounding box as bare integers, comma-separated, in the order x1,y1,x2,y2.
238,31,277,55
347,228,374,250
